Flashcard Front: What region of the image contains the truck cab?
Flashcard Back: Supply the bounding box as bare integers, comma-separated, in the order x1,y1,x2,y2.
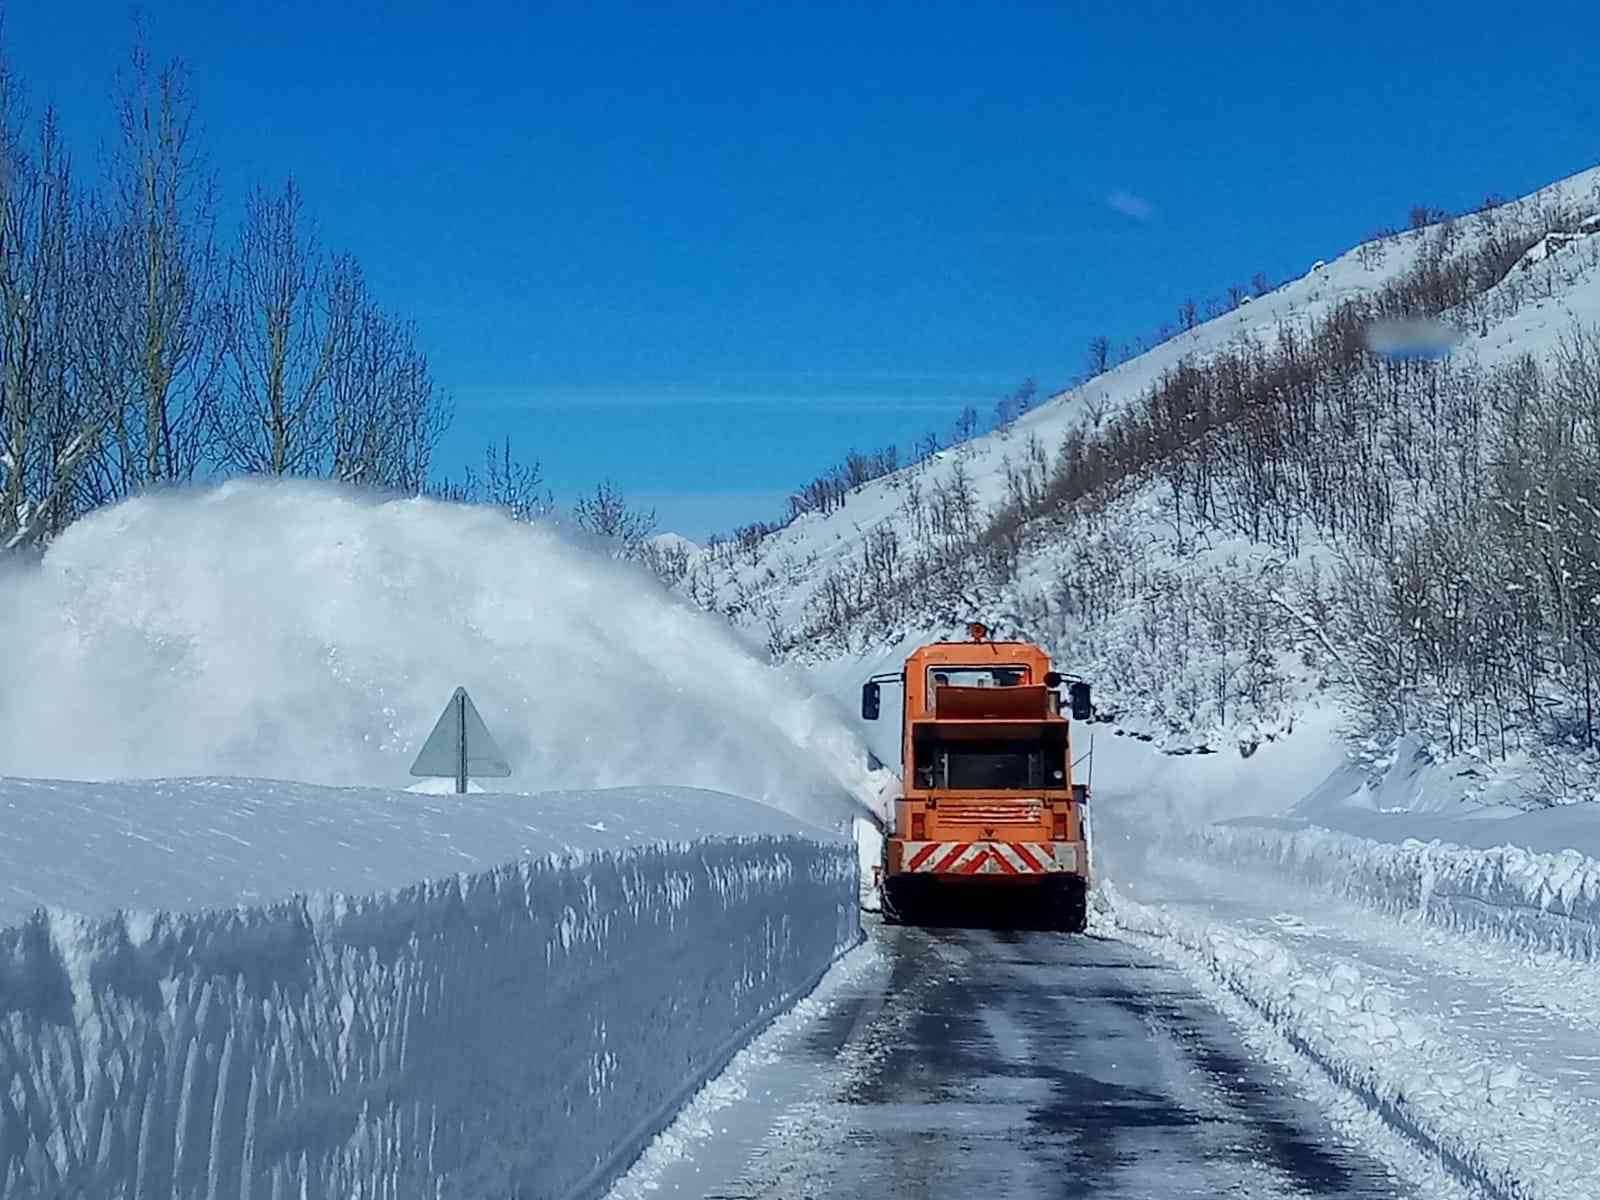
861,624,1092,931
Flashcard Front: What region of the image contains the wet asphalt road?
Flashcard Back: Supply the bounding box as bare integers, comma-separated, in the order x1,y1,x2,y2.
693,923,1414,1199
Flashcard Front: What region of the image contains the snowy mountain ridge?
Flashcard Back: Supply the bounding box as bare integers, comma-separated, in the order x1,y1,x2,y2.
682,163,1600,643
677,164,1600,803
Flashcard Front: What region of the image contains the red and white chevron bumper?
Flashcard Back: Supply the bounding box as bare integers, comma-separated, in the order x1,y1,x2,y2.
896,840,1079,876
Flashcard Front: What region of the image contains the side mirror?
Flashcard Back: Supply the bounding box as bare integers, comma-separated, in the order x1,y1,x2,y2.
861,681,881,721
1044,671,1063,688
1069,681,1092,721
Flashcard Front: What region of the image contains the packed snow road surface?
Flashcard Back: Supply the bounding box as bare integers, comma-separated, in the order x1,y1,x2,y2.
610,920,1413,1199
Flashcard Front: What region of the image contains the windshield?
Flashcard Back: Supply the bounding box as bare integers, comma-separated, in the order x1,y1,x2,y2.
928,666,1030,692
913,737,1067,791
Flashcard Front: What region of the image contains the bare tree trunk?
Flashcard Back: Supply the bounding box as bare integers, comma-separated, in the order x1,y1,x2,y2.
324,254,448,491
219,179,333,475
0,76,109,550
111,34,221,491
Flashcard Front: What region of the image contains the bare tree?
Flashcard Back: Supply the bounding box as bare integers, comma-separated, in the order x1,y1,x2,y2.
1087,336,1110,377
951,404,979,445
483,437,551,520
0,74,104,549
218,179,332,475
1409,204,1449,231
439,437,552,520
107,34,222,490
574,479,655,556
994,377,1038,436
324,255,448,491
1015,377,1037,414
1,28,457,554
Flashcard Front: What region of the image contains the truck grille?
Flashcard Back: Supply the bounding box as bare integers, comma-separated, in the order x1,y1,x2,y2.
937,801,1042,825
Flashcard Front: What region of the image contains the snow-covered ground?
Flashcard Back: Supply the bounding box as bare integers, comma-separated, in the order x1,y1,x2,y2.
1090,727,1600,1200
604,938,886,1200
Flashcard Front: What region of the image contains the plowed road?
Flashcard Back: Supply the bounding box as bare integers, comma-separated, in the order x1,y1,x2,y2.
621,922,1412,1199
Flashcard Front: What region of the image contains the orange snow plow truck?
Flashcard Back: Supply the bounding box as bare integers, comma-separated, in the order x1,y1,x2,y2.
861,624,1094,931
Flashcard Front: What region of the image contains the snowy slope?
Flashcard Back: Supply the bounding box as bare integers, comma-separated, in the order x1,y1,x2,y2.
684,165,1600,645
1103,879,1600,1200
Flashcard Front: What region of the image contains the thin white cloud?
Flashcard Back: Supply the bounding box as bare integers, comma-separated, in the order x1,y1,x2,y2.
1106,189,1155,221
458,384,995,413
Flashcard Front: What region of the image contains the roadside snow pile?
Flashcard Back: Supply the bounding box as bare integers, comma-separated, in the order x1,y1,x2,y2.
0,780,859,1199
1178,822,1600,963
0,778,835,926
1103,882,1600,1200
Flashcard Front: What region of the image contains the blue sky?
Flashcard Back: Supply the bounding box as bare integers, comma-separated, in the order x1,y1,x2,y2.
8,1,1597,536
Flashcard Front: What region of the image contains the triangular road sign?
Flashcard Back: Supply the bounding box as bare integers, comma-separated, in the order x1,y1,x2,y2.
410,687,512,791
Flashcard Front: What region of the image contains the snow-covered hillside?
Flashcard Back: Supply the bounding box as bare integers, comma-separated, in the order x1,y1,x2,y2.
681,164,1600,785
684,166,1600,638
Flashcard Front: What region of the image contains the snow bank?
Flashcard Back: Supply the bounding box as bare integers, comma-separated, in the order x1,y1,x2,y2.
0,798,858,1198
0,480,885,826
1102,883,1599,1200
0,778,848,928
1177,821,1600,964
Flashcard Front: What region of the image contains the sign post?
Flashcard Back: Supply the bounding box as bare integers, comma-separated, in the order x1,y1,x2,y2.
410,687,511,794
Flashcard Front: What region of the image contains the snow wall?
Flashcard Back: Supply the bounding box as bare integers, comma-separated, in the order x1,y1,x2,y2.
1178,821,1600,963
0,834,859,1200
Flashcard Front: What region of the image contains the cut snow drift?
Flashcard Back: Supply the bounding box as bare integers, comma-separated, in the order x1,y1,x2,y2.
1190,821,1600,963
0,781,859,1199
0,779,838,928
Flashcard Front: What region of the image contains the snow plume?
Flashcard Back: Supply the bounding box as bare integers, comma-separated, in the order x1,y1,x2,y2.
0,480,882,826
